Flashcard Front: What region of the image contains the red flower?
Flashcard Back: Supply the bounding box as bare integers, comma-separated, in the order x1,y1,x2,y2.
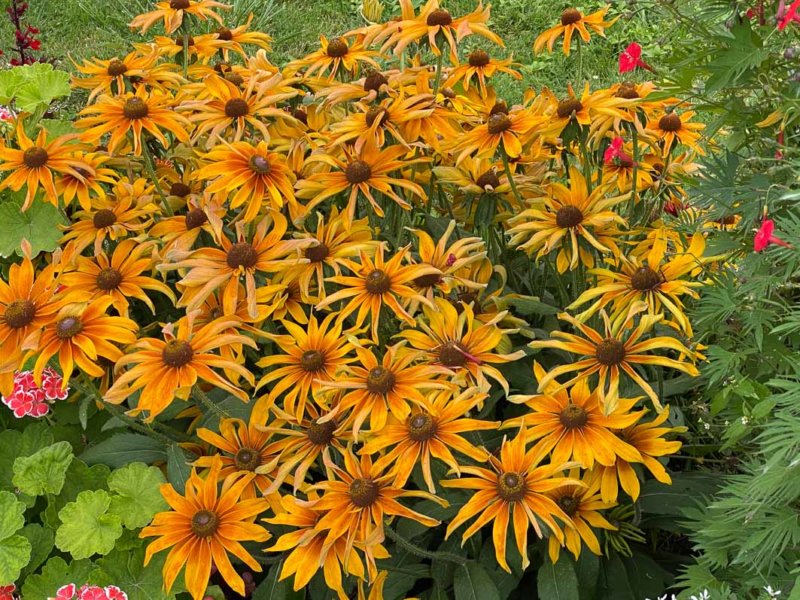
603,137,635,167
0,584,16,600
619,42,655,73
779,0,800,29
754,218,792,252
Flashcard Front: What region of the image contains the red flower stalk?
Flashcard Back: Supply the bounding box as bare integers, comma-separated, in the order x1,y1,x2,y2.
619,42,655,74
5,0,42,65
754,218,792,252
604,137,635,167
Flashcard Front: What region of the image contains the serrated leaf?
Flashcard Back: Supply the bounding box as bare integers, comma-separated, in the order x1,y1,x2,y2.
11,63,71,113
12,441,74,496
19,524,54,580
107,463,168,530
56,490,123,559
453,563,500,600
0,196,68,258
21,556,99,600
0,491,25,540
0,69,26,105
97,546,182,600
81,433,166,468
0,534,31,585
537,557,580,600
0,424,54,490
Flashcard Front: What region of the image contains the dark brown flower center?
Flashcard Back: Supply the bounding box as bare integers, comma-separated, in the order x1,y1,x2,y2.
407,413,437,442
225,98,249,118
616,82,640,99
716,215,737,226
225,73,244,87
438,341,467,367
248,155,271,175
107,59,127,77
489,101,509,116
363,70,388,92
23,147,48,169
122,97,149,120
476,169,501,190
557,494,580,516
468,49,491,68
559,403,589,429
92,209,117,229
557,98,583,119
345,160,372,185
292,108,308,124
441,87,456,99
659,113,682,132
175,35,195,47
216,27,233,41
170,182,191,197
364,269,391,294
365,366,396,395
307,418,337,445
595,338,626,366
630,266,662,291
365,106,388,128
234,447,261,471
184,209,207,230
487,113,512,135
300,350,325,372
55,316,83,339
304,243,330,263
561,8,583,26
226,242,258,269
191,509,219,538
414,273,443,288
326,37,349,58
96,267,123,291
349,478,379,507
426,8,453,26
555,205,584,228
497,472,527,502
4,299,35,329
162,339,194,367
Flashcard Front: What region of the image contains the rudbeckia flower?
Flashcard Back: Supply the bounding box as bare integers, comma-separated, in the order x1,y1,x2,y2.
129,0,229,34
534,5,619,56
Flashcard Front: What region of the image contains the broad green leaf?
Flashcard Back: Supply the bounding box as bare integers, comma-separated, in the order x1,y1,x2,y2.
15,69,71,113
0,196,68,258
19,524,54,580
537,557,580,600
166,444,192,494
0,424,54,489
21,556,99,600
107,463,168,529
97,546,182,600
0,534,31,585
252,562,303,600
56,490,123,559
454,563,500,600
0,69,25,104
12,441,74,496
81,433,167,468
0,491,25,540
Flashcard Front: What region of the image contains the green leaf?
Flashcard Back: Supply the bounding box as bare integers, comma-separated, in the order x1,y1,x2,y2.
575,552,599,600
453,563,500,600
537,557,580,600
107,463,168,530
56,490,123,559
21,556,99,600
19,524,54,580
0,196,69,258
252,561,304,600
166,444,192,494
0,491,25,540
12,441,74,496
0,534,31,585
81,433,167,468
0,424,54,490
97,546,182,600
15,68,71,113
0,69,26,104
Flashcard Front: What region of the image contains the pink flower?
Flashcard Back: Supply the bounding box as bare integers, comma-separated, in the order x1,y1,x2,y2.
754,218,792,252
603,137,635,167
779,0,800,29
54,584,77,600
1,369,69,418
78,585,110,600
618,42,655,73
42,368,68,400
103,587,128,600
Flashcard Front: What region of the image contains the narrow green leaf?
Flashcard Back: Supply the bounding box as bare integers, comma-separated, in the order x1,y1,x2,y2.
454,563,500,600
81,433,166,468
537,557,580,600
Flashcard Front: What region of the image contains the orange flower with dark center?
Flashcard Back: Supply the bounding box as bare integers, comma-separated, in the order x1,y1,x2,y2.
534,5,618,56
129,0,229,34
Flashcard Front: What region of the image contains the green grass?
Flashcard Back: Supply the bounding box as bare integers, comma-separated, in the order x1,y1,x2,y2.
4,0,671,101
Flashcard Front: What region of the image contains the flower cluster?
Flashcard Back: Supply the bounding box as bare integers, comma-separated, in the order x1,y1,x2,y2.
1,368,68,418
5,0,42,65
50,584,128,600
0,585,16,600
0,0,716,598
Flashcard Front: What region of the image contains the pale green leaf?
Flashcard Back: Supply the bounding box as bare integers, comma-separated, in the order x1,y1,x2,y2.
0,491,25,540
0,534,31,585
56,490,123,559
0,196,69,258
12,441,74,496
107,463,168,530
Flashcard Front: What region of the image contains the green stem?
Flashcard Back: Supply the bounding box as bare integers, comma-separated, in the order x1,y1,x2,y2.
576,39,583,84
193,385,232,421
141,142,173,216
181,22,189,78
432,48,445,99
628,124,640,220
384,527,467,565
501,145,523,204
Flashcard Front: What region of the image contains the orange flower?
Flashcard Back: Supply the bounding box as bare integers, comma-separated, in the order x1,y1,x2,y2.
129,0,229,34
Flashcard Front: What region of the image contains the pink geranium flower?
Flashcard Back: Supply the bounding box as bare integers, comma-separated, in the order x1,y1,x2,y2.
0,584,17,600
